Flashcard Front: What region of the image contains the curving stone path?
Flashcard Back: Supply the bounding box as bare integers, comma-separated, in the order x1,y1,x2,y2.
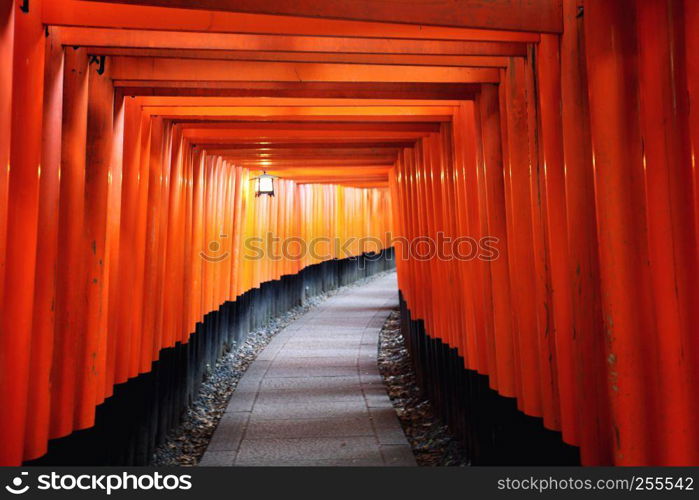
200,272,416,466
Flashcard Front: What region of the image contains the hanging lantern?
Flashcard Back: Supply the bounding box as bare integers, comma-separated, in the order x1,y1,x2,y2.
253,171,276,197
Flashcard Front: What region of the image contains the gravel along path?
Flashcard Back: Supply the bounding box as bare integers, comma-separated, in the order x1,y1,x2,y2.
377,309,469,466
150,271,394,466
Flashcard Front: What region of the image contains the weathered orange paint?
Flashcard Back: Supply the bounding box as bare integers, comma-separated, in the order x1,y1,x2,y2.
636,0,699,465
585,0,659,465
559,0,607,459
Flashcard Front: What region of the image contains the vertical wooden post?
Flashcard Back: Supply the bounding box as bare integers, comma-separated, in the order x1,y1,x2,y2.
585,0,658,465
0,0,46,465
478,84,515,395
502,57,542,416
0,0,14,314
636,0,699,465
79,54,116,428
560,0,611,464
24,28,63,461
51,46,87,439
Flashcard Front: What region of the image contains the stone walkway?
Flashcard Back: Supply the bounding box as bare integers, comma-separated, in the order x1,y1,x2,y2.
200,272,416,466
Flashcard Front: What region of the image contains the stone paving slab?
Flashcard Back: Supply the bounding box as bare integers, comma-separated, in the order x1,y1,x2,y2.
235,436,384,463
243,417,374,440
258,375,362,391
200,272,416,467
249,401,370,420
255,387,366,404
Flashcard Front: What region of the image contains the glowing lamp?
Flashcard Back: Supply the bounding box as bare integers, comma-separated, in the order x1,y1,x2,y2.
253,171,276,197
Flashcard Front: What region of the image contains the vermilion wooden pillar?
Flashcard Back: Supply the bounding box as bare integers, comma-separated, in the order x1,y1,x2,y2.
440,122,466,359
560,0,611,465
687,0,699,240
536,34,568,433
477,84,515,396
161,126,186,348
0,0,13,314
501,57,541,416
450,104,476,370
105,93,125,396
79,55,118,428
24,29,64,461
461,102,486,372
140,116,165,372
51,46,88,440
585,0,659,465
636,0,699,465
112,96,143,386
127,111,151,378
151,120,173,359
0,0,46,465
471,97,492,375
683,2,699,461
474,101,498,380
524,46,555,428
230,165,244,298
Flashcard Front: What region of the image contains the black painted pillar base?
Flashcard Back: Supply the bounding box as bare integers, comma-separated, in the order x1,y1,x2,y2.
399,291,580,466
25,250,395,466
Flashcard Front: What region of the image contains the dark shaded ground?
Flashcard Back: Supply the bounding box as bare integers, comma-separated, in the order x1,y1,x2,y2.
378,309,469,466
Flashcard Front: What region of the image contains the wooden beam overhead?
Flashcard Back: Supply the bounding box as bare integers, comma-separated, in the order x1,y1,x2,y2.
140,104,455,123
56,27,527,57
300,182,389,187
74,0,562,33
167,116,450,123
48,1,544,39
264,171,390,178
192,137,419,146
184,130,429,140
280,176,389,183
206,149,402,157
133,97,461,106
222,159,396,167
194,141,416,150
110,57,500,83
116,81,479,100
88,48,511,68
141,105,456,115
179,122,440,132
